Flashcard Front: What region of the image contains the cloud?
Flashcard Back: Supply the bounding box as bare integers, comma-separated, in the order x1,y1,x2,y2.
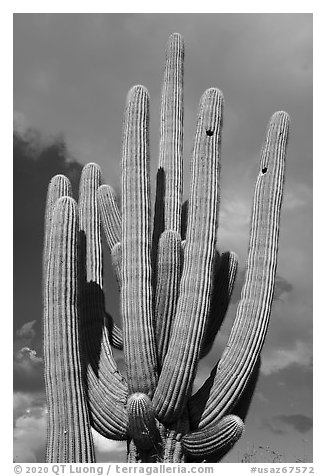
13,391,47,462
261,418,287,435
13,347,44,392
283,184,312,211
274,414,313,434
261,340,312,376
16,320,37,341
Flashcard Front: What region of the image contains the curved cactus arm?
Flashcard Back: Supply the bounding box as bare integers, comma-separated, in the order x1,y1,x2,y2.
97,184,121,250
121,85,158,396
104,312,123,350
78,163,128,425
153,88,223,422
44,197,95,462
155,230,182,367
111,241,122,289
182,415,244,461
86,373,128,440
189,355,261,431
188,111,290,430
200,251,238,358
97,184,123,291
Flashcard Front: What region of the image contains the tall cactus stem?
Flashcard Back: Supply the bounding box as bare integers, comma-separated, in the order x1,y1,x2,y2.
44,196,95,462
121,85,158,396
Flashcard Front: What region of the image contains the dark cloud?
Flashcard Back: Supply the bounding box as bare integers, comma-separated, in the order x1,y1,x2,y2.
261,418,287,435
231,268,293,304
274,414,313,434
13,127,83,347
262,413,313,436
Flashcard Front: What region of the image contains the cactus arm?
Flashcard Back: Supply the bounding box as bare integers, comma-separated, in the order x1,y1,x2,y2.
85,374,128,439
127,393,161,450
97,184,121,250
200,251,238,358
104,312,123,350
188,111,289,430
43,174,72,280
78,163,128,436
182,414,244,461
44,197,95,462
157,32,184,234
121,85,158,396
43,174,72,449
97,183,123,290
155,230,182,366
186,358,260,461
152,33,184,333
111,241,122,288
153,88,223,422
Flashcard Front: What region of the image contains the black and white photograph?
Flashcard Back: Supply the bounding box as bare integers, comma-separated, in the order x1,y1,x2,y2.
12,11,313,465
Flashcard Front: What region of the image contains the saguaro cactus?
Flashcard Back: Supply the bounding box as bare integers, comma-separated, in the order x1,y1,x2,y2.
43,33,290,463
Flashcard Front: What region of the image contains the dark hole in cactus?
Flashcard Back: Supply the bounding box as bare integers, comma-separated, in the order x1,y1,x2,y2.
206,129,214,136
262,167,267,174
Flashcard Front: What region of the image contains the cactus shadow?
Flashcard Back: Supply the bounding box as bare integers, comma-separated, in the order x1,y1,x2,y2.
152,167,166,245
78,230,108,383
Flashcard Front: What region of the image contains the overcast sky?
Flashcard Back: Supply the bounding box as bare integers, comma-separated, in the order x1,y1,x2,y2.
13,13,312,463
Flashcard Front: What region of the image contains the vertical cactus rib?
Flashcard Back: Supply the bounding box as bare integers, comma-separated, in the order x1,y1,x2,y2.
155,230,182,366
121,85,158,396
78,163,128,435
153,88,224,422
189,111,290,430
200,251,238,358
44,197,95,462
182,415,244,460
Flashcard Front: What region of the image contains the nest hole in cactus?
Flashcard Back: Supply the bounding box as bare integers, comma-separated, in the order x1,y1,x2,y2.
206,129,214,136
262,167,268,174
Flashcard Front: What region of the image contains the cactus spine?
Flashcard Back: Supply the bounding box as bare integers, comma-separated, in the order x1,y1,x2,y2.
43,33,290,463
